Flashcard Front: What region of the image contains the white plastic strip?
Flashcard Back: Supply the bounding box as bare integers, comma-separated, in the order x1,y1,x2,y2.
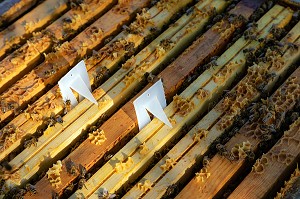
58,60,98,107
133,79,172,130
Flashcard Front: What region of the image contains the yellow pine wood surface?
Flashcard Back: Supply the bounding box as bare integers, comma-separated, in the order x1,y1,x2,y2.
0,0,69,60
0,0,38,27
0,0,116,93
0,0,150,124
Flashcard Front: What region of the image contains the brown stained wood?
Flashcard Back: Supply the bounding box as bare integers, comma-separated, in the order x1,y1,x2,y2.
28,109,137,198
229,120,300,198
0,0,69,60
229,0,264,19
0,0,116,93
277,168,300,199
176,67,300,199
25,9,244,198
0,0,38,28
0,0,150,124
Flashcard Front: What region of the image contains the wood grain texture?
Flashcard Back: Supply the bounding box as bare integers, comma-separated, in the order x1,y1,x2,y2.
23,0,239,197
0,0,38,28
0,0,149,124
229,87,300,198
0,0,116,93
0,0,69,60
0,0,191,167
177,64,300,199
124,5,296,198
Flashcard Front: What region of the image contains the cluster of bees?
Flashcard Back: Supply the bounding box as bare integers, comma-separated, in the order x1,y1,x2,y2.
63,159,91,196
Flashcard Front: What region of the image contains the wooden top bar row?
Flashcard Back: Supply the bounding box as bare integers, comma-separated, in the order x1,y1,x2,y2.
0,0,299,198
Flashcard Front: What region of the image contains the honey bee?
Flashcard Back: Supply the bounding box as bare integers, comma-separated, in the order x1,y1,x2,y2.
45,116,56,127
287,42,299,52
62,17,72,24
202,156,210,168
79,164,86,178
1,161,12,171
261,134,272,141
64,99,71,114
207,59,218,70
68,0,83,8
216,144,228,157
55,115,63,124
10,187,26,199
52,191,59,199
104,36,113,45
77,178,86,190
160,39,173,50
44,69,56,77
256,82,267,93
23,136,38,148
185,7,194,15
77,164,87,190
290,112,299,123
246,151,255,161
66,158,77,176
265,72,276,80
145,72,155,83
64,182,74,194
25,183,37,195
98,188,116,199
164,184,178,198
103,154,113,162
1,105,7,113
226,153,236,162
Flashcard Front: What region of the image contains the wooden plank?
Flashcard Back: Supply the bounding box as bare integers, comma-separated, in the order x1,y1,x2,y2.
0,0,38,28
0,0,150,124
0,0,193,166
71,4,285,199
0,0,69,60
0,0,116,93
22,0,245,197
7,0,216,190
228,103,300,197
275,165,300,199
124,6,297,199
176,41,300,199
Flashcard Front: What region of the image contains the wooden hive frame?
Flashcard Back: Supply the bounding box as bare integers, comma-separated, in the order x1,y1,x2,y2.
0,0,195,165
174,18,300,199
125,18,300,199
0,0,69,61
21,0,253,197
0,0,150,124
0,0,116,93
0,0,38,28
6,0,228,190
0,0,299,198
70,4,293,199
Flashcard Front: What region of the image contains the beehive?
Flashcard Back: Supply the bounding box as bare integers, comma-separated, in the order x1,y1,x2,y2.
0,0,299,198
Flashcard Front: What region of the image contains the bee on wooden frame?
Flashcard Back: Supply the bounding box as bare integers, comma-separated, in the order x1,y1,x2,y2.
25,183,37,195
77,164,87,190
164,184,178,198
64,99,72,114
66,158,78,176
23,136,38,149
